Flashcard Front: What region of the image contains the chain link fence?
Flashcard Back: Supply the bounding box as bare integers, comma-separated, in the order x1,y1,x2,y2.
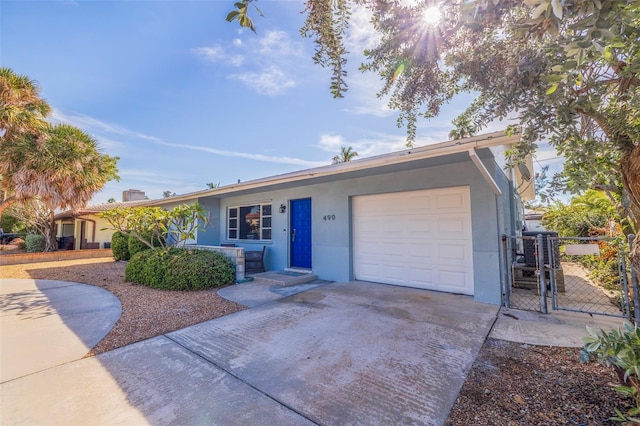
502,233,634,319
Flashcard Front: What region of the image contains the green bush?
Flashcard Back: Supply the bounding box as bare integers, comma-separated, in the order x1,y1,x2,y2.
125,248,235,290
580,323,640,422
111,231,130,261
127,231,164,258
25,234,46,252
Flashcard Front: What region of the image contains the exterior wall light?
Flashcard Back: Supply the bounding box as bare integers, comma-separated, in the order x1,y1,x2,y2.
279,204,286,214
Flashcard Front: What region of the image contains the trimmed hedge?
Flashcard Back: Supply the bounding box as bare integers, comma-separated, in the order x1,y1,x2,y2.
127,231,164,258
111,231,130,261
125,248,235,290
25,234,46,252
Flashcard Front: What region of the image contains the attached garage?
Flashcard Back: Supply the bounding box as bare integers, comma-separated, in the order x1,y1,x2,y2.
353,186,474,295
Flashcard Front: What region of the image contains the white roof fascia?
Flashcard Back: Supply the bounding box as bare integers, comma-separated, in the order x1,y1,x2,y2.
151,130,520,205
468,148,502,196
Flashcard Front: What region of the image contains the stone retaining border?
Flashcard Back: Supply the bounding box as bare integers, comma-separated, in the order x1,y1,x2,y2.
0,249,113,266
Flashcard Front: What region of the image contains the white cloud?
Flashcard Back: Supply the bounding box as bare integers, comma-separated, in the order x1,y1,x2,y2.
52,109,322,167
230,55,245,66
231,65,296,96
258,30,304,59
166,142,324,167
191,29,306,96
344,6,379,53
51,109,128,135
316,132,409,158
190,45,225,62
342,71,394,118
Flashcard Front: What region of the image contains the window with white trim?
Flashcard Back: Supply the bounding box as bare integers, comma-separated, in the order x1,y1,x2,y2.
227,204,272,240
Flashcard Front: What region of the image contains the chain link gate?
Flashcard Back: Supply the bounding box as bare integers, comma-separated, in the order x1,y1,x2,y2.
502,233,636,320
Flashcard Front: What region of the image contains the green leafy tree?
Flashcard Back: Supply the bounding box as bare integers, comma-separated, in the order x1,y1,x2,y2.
5,199,55,249
543,190,619,237
448,115,477,140
99,202,207,250
227,0,640,269
206,182,220,189
162,191,176,198
332,146,359,164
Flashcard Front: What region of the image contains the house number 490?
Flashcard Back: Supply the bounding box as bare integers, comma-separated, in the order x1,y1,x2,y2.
323,214,336,221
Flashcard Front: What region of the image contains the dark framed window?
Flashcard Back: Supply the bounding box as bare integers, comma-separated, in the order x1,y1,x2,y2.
227,203,272,240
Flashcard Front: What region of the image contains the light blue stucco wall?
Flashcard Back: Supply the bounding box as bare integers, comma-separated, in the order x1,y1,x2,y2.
196,151,513,305
197,198,221,246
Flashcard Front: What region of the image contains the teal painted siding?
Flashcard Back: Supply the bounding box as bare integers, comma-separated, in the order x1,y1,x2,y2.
195,149,515,305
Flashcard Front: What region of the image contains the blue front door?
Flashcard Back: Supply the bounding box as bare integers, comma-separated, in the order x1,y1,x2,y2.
290,198,312,268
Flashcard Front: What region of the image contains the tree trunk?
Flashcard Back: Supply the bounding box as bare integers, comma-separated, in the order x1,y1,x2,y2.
44,210,57,252
0,196,17,219
620,144,640,273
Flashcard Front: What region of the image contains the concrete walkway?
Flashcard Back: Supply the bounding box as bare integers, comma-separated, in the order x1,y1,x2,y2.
0,279,121,383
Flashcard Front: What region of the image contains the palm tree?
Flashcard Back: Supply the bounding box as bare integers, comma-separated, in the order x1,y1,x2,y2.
332,146,359,164
1,124,119,248
1,68,52,209
0,67,51,142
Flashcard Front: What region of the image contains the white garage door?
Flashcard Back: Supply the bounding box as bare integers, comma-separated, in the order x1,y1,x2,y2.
353,186,474,295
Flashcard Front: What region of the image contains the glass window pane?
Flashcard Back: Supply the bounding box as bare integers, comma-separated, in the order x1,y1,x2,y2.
261,229,271,240
229,229,237,239
262,217,271,228
240,205,260,240
229,218,237,228
262,204,272,216
229,208,238,218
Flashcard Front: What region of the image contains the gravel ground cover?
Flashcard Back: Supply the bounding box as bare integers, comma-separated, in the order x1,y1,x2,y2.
0,253,630,424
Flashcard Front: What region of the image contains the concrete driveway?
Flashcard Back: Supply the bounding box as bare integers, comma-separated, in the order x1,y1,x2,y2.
1,281,498,425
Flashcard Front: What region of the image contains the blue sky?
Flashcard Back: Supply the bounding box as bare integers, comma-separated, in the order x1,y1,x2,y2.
2,0,561,204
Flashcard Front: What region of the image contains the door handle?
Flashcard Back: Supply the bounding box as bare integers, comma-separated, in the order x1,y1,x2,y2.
291,229,296,242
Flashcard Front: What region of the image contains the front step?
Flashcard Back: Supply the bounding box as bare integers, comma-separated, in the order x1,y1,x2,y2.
250,270,318,287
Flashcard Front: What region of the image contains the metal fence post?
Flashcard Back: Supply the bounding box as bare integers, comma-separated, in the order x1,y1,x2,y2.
537,234,548,314
620,247,631,318
502,235,511,308
629,234,639,324
547,236,557,310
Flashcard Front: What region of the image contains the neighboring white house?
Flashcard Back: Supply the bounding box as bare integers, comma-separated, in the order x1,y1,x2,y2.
54,196,157,250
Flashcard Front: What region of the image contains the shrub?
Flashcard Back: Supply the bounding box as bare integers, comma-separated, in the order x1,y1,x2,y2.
125,249,166,286
580,323,640,422
127,231,164,258
11,237,26,249
111,231,130,261
125,248,235,290
25,234,46,252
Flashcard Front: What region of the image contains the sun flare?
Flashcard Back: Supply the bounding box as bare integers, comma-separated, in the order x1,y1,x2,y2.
421,5,442,26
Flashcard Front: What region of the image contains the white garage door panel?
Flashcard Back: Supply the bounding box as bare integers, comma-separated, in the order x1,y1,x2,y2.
353,187,474,295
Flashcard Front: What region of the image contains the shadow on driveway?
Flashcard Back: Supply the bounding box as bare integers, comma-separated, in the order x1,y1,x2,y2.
0,279,121,383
